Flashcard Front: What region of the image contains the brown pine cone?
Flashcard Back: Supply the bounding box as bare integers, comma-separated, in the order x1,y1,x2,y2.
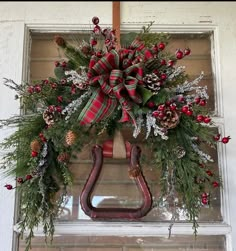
30,139,41,152
65,130,77,146
57,152,70,163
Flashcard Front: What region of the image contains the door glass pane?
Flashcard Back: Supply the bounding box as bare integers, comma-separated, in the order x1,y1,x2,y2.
19,235,225,251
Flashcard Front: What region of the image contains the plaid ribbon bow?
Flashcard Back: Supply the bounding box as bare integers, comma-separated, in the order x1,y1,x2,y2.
78,39,153,125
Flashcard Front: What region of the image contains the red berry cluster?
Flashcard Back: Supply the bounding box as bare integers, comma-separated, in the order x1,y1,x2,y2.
90,16,116,52
196,114,211,124
4,174,33,190
54,60,67,68
194,96,207,106
213,134,231,144
175,48,191,60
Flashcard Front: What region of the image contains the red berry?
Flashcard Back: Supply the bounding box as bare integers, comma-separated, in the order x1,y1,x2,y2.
170,103,177,111
56,106,62,113
199,99,206,106
91,39,97,46
221,136,231,144
158,112,165,119
167,60,174,67
158,104,165,111
57,96,63,103
48,105,55,113
165,100,171,106
61,61,67,68
161,59,166,65
160,73,167,80
92,16,99,25
93,25,101,34
201,192,208,198
34,85,41,93
152,111,159,117
25,174,33,180
212,181,219,188
158,42,165,50
39,133,47,142
54,61,60,67
27,86,34,94
213,134,221,141
196,115,204,122
61,78,67,85
43,79,49,85
178,95,185,103
147,101,155,108
17,177,24,184
175,49,184,59
201,197,208,205
4,184,13,190
186,110,193,116
51,83,57,89
181,105,189,113
194,97,201,104
184,48,191,56
31,151,38,157
206,170,213,176
204,117,211,124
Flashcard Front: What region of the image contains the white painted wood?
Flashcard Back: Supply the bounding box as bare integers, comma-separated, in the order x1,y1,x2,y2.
0,2,236,251
0,22,25,251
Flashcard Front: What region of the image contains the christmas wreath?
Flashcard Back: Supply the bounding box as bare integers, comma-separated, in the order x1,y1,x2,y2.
0,17,230,250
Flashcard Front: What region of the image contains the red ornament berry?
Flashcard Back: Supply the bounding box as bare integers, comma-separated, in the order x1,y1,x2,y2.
161,59,166,65
91,39,97,46
212,181,219,187
56,106,62,113
184,48,191,56
54,61,60,67
93,25,101,34
61,78,67,85
31,151,38,157
25,174,33,180
196,114,204,122
34,85,41,93
181,105,189,113
213,134,221,141
175,49,184,59
158,42,165,50
186,110,193,116
61,61,67,68
147,101,155,108
194,97,201,104
170,103,177,111
160,73,167,80
158,104,165,111
51,83,57,89
199,99,206,106
17,177,24,184
158,112,165,119
165,100,171,106
201,197,208,205
178,95,185,103
204,117,211,124
167,60,175,67
92,16,99,25
201,192,208,198
39,133,47,142
4,184,13,190
221,136,231,144
27,86,34,94
206,170,213,176
152,111,159,117
43,79,49,85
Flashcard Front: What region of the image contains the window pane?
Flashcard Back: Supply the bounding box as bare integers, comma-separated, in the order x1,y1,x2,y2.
29,32,221,223
19,235,225,251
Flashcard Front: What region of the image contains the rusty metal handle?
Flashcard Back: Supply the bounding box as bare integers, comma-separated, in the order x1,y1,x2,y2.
80,144,153,219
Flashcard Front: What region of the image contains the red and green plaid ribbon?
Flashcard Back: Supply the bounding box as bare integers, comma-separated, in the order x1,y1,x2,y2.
78,39,153,125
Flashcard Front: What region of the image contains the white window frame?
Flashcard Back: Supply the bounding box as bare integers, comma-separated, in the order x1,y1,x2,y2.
0,22,232,251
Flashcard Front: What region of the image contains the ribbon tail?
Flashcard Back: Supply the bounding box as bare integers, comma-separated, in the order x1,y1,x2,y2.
119,108,137,128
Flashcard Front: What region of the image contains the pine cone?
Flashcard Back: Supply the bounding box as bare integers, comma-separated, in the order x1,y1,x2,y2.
30,139,41,152
57,152,70,163
43,110,54,126
159,108,180,129
174,146,186,159
143,73,161,93
65,130,76,146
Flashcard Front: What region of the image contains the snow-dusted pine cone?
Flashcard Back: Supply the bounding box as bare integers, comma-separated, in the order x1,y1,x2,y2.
143,73,161,93
30,139,41,152
65,130,76,146
43,109,54,126
174,146,186,159
159,108,180,129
